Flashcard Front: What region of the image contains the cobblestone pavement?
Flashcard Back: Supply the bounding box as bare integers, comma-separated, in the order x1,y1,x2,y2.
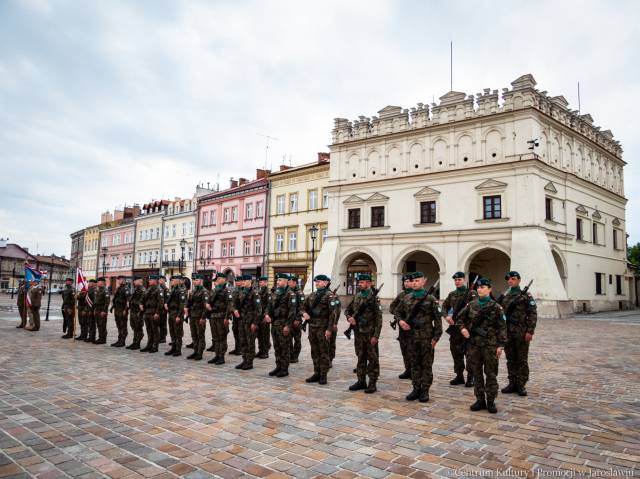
0,308,639,478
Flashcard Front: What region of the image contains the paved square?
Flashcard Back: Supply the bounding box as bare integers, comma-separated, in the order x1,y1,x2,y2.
1,299,639,478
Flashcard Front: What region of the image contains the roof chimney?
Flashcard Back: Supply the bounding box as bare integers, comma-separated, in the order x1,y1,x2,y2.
256,168,270,179
279,164,291,171
238,177,248,186
317,152,330,162
230,178,238,188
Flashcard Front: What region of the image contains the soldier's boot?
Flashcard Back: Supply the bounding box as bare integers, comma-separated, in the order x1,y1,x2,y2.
487,398,498,414
419,387,430,403
305,373,320,383
207,344,215,352
470,398,487,411
111,340,120,347
290,357,299,364
465,374,474,388
364,380,377,394
349,380,367,391
140,343,151,352
235,360,247,369
276,368,288,377
172,347,182,357
318,374,327,385
229,348,239,355
406,386,421,401
186,352,197,359
268,367,280,376
193,354,203,361
215,354,225,365
398,370,411,380
165,346,176,356
129,342,140,350
207,354,219,364
186,343,194,349
501,382,516,394
148,345,158,353
241,361,253,370
450,374,465,385
516,385,528,397
159,337,166,344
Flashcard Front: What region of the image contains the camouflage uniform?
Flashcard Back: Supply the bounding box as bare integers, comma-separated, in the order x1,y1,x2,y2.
61,284,76,338
400,289,442,394
345,289,383,389
499,288,537,390
187,285,209,358
141,284,163,351
94,285,110,344
27,285,43,331
76,290,89,339
158,281,169,343
442,286,478,380
86,285,97,341
289,286,304,362
111,283,130,346
167,283,187,354
329,295,341,366
208,283,234,360
302,288,339,381
389,288,412,376
256,285,271,357
234,287,262,368
456,298,507,403
266,286,297,375
17,284,27,328
128,284,146,348
230,288,241,354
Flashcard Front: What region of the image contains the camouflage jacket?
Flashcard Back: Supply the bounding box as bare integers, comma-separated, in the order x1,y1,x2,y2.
389,289,411,319
111,284,130,312
290,286,304,323
442,287,478,320
159,283,169,306
301,287,339,330
456,298,507,348
17,285,26,305
87,286,96,312
499,288,538,334
209,284,233,318
167,285,187,315
28,286,43,308
129,285,146,312
345,289,382,337
399,289,443,341
234,287,262,325
142,285,163,316
61,285,75,309
77,290,89,312
93,286,110,313
187,286,209,318
267,287,297,326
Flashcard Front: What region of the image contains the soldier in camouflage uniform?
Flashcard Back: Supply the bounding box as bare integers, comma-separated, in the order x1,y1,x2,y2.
442,272,478,387
399,272,442,403
140,275,163,353
186,274,210,361
93,277,110,344
389,274,413,379
16,281,28,329
25,280,43,331
232,275,262,370
127,276,145,349
158,276,169,344
76,287,89,340
499,271,537,397
457,277,507,414
85,279,97,341
256,276,271,359
345,273,383,394
228,277,241,356
207,272,234,365
165,275,187,356
328,282,341,368
110,276,130,347
265,273,296,377
61,278,76,339
287,275,304,363
302,275,339,385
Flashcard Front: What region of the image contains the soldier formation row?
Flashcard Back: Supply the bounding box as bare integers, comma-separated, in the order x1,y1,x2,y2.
15,270,537,413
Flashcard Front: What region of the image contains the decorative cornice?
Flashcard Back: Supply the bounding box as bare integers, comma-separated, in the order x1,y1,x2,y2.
544,181,558,193
343,195,365,205
414,186,441,198
475,179,508,190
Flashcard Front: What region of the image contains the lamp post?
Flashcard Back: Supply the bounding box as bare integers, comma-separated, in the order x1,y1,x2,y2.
180,239,187,275
11,264,16,299
45,254,55,321
309,225,318,292
101,247,108,278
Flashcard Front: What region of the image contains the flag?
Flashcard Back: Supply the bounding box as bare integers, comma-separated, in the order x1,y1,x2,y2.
24,263,43,307
76,267,92,307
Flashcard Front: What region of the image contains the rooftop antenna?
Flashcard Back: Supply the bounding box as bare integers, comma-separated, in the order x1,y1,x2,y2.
216,173,220,191
257,133,279,170
577,81,581,115
450,40,453,91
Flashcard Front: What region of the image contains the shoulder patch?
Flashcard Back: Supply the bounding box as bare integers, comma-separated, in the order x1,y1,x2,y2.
502,314,507,321
291,298,296,303
529,300,536,306
256,298,261,303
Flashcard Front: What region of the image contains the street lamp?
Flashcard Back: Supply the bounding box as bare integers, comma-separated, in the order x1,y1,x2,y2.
45,254,55,321
101,246,108,277
10,264,16,299
309,225,319,292
180,239,187,274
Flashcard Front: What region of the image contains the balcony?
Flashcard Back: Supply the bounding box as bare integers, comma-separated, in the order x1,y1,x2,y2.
162,260,186,268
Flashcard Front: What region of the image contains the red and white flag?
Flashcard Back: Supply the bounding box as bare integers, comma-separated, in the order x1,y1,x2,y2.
76,268,92,307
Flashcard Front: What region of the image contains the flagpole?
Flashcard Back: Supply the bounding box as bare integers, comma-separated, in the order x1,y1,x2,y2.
73,267,78,341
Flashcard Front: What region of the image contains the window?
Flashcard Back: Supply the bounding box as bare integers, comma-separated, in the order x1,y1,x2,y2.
202,211,208,226
163,226,168,239
163,249,168,261
232,207,238,221
171,249,176,261
189,221,194,235
156,227,160,239
616,275,622,295
276,195,285,215
254,239,261,255
289,232,297,251
592,223,599,245
140,230,144,241
420,201,437,224
111,256,117,267
182,223,186,236
276,233,284,253
576,218,583,240
224,208,230,222
188,247,193,261
309,190,318,210
545,197,553,221
246,203,253,219
229,241,235,256
210,211,216,226
322,228,328,245
348,209,361,229
115,234,120,245
323,189,329,209
143,252,148,264
290,193,298,213
595,272,604,295
371,206,385,227
222,243,227,257
207,243,214,259
613,229,620,250
244,241,251,256
172,225,176,238
256,201,264,218
483,195,502,219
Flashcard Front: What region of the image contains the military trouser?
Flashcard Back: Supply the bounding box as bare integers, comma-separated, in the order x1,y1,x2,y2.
143,313,159,347
29,307,41,330
190,315,206,355
62,307,75,336
355,331,379,382
18,304,27,328
258,320,271,355
309,325,331,375
129,310,144,345
211,314,229,356
87,311,97,340
290,323,302,360
329,325,337,363
159,309,168,342
232,318,240,352
78,311,88,338
114,309,128,344
398,327,411,373
272,321,291,371
97,311,108,342
239,319,257,364
449,329,467,376
410,334,435,389
505,329,530,387
168,310,184,350
467,339,499,401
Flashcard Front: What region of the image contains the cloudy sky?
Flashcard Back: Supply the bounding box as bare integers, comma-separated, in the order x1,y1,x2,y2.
1,0,638,256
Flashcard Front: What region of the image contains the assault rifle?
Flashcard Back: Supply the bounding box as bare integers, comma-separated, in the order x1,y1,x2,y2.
390,279,439,331
344,284,384,340
503,279,534,323
445,276,478,335
301,286,339,332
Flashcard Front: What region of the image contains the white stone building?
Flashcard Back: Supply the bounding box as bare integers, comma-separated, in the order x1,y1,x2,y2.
314,74,630,317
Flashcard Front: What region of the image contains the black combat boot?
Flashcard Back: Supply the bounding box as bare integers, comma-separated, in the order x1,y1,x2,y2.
305,373,320,383
470,398,487,411
193,354,202,361
235,360,246,369
268,367,280,376
215,354,225,365
110,340,120,347
186,352,197,359
465,374,474,388
228,348,238,355
172,348,182,357
140,343,151,352
419,387,430,403
365,380,377,394
129,343,140,350
258,352,269,359
318,374,327,385
148,345,158,353
186,343,194,349
398,370,411,380
516,385,528,397
487,399,498,414
406,386,421,401
450,374,465,385
501,382,516,394
208,354,219,364
241,362,253,370
276,368,288,377
207,344,215,352
349,380,367,391
165,346,176,356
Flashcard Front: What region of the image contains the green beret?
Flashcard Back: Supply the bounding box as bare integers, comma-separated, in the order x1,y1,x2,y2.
149,274,159,280
275,273,289,279
96,277,106,282
411,271,425,279
215,272,227,279
402,274,412,281
314,274,330,282
116,275,127,280
259,276,268,281
192,273,203,280
88,279,97,283
452,271,465,279
356,273,372,281
477,278,492,287
288,274,298,281
170,275,181,280
65,277,74,282
239,274,253,281
505,271,520,280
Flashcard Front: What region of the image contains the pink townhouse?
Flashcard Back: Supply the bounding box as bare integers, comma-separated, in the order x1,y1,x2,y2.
98,220,136,291
196,169,270,283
